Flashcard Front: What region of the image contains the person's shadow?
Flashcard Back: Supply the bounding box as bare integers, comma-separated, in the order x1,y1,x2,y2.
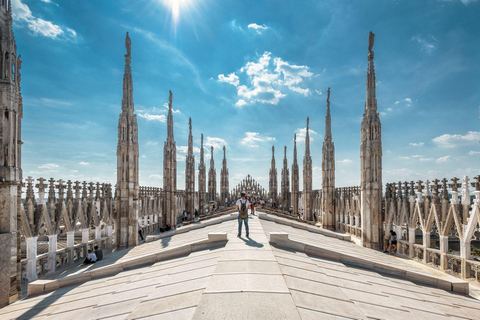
240,237,264,248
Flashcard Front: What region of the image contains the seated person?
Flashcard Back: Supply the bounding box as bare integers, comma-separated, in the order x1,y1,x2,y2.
83,249,97,264
94,245,103,261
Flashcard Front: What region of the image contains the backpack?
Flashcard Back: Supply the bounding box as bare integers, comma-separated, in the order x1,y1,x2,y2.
391,233,397,241
239,200,248,219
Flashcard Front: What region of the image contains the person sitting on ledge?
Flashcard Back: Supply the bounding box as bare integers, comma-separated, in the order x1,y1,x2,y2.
83,249,97,264
94,245,103,261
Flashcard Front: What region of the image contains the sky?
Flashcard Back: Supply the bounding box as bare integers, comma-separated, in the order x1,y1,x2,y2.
14,0,480,192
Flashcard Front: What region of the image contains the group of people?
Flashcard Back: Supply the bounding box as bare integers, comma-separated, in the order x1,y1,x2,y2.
83,245,103,264
182,209,199,222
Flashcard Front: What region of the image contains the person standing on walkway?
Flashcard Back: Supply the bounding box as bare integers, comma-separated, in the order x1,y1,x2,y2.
236,192,251,238
138,221,145,242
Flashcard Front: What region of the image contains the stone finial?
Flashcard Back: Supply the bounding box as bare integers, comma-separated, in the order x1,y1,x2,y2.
169,90,173,106
125,32,131,57
449,177,461,192
67,180,73,200
368,31,375,54
441,178,449,200
471,175,480,191
461,176,470,205
48,178,56,201
73,181,81,199
56,180,66,201
410,181,415,196
425,180,431,197
416,180,424,192
26,176,35,201
82,181,88,199
96,182,101,199
88,182,95,200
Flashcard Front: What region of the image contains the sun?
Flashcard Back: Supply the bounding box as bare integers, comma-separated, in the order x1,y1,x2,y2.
163,0,190,26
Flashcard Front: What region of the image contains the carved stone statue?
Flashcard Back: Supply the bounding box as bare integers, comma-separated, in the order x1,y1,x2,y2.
169,90,172,105
368,31,375,53
327,87,330,103
125,32,131,57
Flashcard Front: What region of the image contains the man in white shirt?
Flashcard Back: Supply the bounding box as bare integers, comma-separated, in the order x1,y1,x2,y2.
83,249,97,264
236,192,251,238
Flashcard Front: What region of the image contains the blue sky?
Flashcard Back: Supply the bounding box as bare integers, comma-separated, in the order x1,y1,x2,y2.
14,0,480,191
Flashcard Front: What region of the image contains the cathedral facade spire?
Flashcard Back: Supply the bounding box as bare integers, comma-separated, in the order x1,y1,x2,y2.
163,90,177,228
361,31,383,249
208,146,217,202
281,146,290,210
0,0,23,306
220,146,229,205
116,32,139,249
269,146,278,203
198,134,206,214
185,118,195,217
322,87,335,229
291,134,299,215
303,117,313,220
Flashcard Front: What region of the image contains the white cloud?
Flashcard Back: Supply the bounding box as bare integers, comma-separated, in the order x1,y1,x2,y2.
398,156,410,160
38,163,59,169
419,158,434,162
248,23,268,34
409,142,424,147
437,155,455,163
412,36,436,53
240,132,275,148
12,0,76,40
468,151,480,155
78,161,90,165
295,127,317,142
163,103,181,114
337,159,353,164
138,113,166,122
404,98,412,103
411,155,423,158
432,131,480,148
149,174,162,180
205,137,227,150
218,73,240,86
235,99,247,107
218,51,313,106
315,89,322,95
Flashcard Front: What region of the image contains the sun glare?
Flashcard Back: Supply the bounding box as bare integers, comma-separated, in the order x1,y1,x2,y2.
164,0,189,26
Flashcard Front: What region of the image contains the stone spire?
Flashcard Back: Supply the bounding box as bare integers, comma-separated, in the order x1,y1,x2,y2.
163,90,177,228
185,117,195,217
0,0,23,306
220,146,229,205
281,146,290,210
291,134,299,215
322,87,335,229
208,146,217,202
115,32,139,249
198,134,206,214
361,31,383,249
269,146,278,203
303,117,313,220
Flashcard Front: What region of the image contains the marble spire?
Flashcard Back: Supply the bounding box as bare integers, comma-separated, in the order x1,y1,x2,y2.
116,32,139,249
208,146,217,202
303,117,313,220
269,146,278,203
198,134,206,214
322,87,335,229
220,146,229,205
163,90,177,228
185,118,195,217
281,146,290,210
291,134,299,215
361,31,383,249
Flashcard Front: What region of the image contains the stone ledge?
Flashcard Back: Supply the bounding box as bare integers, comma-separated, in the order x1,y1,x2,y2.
269,232,469,295
146,212,236,243
27,232,228,297
259,213,351,242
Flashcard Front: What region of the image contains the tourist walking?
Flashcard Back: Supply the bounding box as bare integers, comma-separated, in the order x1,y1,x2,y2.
236,192,251,238
138,221,144,241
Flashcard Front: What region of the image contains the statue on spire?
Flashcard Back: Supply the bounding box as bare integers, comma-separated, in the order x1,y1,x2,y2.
169,90,173,107
189,117,192,130
125,32,131,57
327,87,330,104
368,31,375,53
